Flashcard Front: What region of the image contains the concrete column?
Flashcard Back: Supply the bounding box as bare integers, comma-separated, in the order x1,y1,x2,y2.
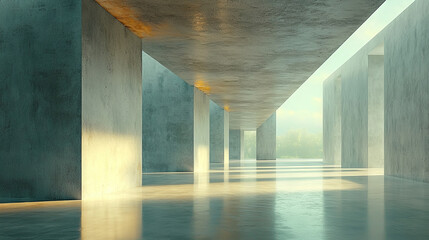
384,0,429,182
229,130,244,160
224,112,230,169
194,88,210,173
81,0,142,199
210,101,230,169
256,113,276,160
341,54,368,168
367,54,384,168
0,0,142,201
142,52,210,173
323,76,342,165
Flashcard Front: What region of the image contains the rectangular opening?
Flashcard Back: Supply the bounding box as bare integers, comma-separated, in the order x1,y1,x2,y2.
368,43,384,168
244,131,256,160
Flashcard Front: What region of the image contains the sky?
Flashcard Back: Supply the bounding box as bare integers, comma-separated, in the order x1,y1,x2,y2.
276,79,322,136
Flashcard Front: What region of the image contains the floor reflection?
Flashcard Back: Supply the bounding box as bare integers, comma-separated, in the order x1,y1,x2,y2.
81,199,142,239
1,159,429,239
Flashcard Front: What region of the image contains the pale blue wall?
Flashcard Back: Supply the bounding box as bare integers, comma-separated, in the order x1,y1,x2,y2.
384,0,429,182
0,0,82,201
229,130,243,160
256,113,276,160
142,52,195,172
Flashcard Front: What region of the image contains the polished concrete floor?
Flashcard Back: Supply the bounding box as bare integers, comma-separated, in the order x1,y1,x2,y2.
1,159,429,239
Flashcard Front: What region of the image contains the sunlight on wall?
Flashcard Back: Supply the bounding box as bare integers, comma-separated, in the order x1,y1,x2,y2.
82,131,142,200
194,88,210,172
194,145,210,172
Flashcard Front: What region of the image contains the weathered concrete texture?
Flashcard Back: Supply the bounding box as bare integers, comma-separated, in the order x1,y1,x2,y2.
142,52,194,172
224,112,230,169
142,53,210,172
209,101,229,167
341,54,368,168
323,76,342,165
124,0,384,129
81,0,142,199
0,1,82,201
229,130,244,160
256,113,276,160
384,0,429,182
209,101,223,163
367,55,384,168
194,88,210,173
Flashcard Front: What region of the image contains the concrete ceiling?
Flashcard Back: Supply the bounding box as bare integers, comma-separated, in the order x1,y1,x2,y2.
95,0,384,129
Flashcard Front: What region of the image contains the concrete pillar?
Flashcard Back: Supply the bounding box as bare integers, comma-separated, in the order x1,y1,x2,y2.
256,113,276,160
0,0,142,201
81,0,142,199
367,54,384,168
341,54,368,168
209,101,230,169
384,0,429,182
229,130,244,160
323,76,342,165
194,88,210,173
142,52,210,173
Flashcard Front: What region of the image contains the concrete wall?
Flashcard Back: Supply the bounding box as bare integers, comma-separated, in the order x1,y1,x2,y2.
229,130,243,160
368,55,384,168
0,0,82,201
384,0,429,182
142,52,194,172
210,101,223,163
224,111,230,169
81,0,142,199
210,101,229,167
323,76,342,165
323,0,429,181
256,113,276,160
194,88,210,172
341,54,368,168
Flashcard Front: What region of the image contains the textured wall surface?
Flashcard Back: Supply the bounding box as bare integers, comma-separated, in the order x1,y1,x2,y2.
384,0,429,182
142,52,194,172
210,101,223,163
368,55,384,168
194,88,210,172
323,76,342,165
224,111,230,169
0,0,82,201
81,0,142,199
210,101,229,165
256,113,276,160
229,130,243,160
341,55,368,168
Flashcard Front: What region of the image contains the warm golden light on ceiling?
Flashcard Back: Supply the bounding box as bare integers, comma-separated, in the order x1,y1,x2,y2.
192,12,206,32
95,1,155,38
194,79,211,94
224,105,231,112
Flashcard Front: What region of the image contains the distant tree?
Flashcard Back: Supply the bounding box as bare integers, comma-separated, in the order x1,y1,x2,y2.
244,131,256,159
276,129,323,159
